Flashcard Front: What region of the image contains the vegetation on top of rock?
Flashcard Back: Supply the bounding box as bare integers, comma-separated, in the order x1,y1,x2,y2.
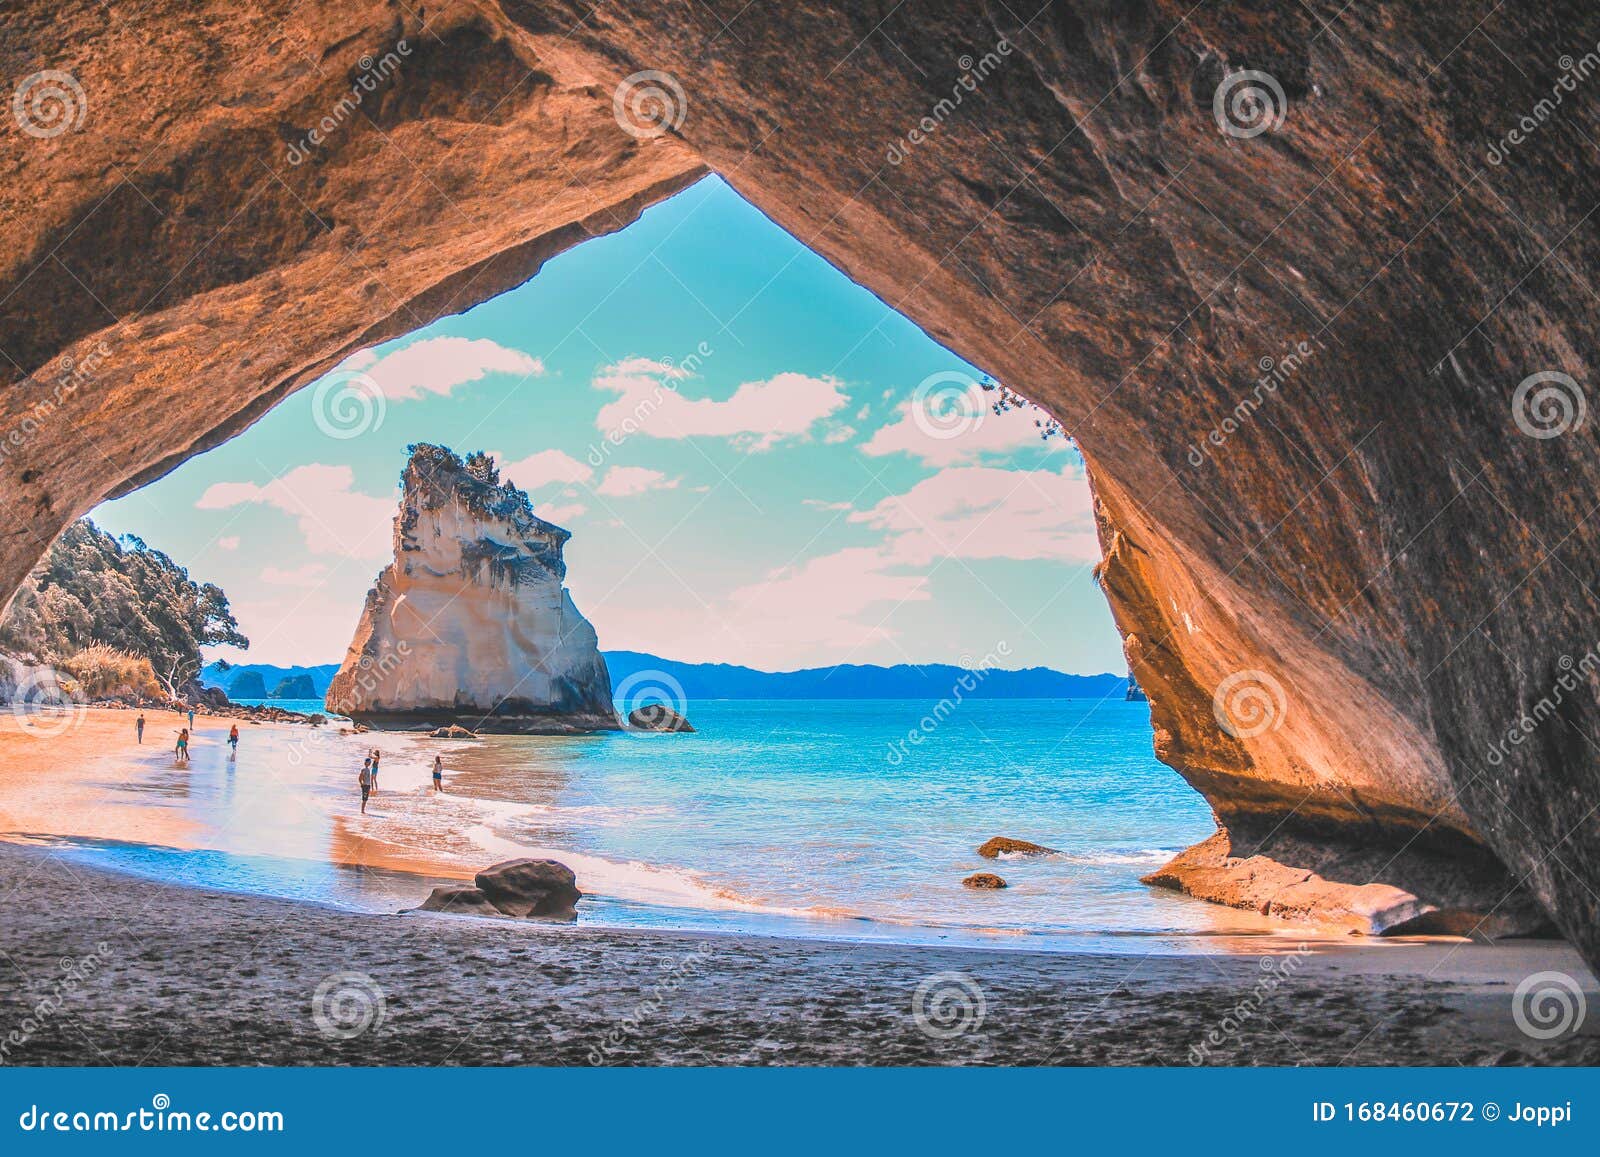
403,443,570,539
0,519,248,692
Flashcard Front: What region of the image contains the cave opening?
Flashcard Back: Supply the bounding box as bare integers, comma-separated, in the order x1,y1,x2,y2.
3,175,1268,947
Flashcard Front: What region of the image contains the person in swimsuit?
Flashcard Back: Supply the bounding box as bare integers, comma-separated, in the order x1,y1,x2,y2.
358,758,373,813
369,749,381,794
188,708,195,729
135,713,145,743
175,728,189,762
432,754,443,793
227,724,239,758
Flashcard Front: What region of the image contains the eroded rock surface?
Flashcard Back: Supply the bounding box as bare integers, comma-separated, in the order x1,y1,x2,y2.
326,445,618,733
5,1,1600,963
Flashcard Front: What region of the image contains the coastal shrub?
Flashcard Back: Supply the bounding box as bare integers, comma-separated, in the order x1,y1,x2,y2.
58,644,164,699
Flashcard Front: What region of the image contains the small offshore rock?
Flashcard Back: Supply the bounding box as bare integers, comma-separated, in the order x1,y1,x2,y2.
977,836,1059,859
963,872,1008,890
627,704,694,732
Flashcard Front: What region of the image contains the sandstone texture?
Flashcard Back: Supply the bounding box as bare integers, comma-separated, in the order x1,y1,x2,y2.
1142,832,1553,938
473,858,582,920
4,1,1600,964
325,445,618,733
416,884,504,918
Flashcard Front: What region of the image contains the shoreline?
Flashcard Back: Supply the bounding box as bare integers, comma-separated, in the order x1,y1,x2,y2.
2,839,1597,1066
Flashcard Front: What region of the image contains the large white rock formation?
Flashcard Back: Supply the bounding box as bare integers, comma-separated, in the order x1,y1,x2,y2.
327,445,618,733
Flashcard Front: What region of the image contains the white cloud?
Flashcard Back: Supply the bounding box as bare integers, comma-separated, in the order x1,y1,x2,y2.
593,360,848,451
499,449,593,490
802,498,854,512
196,464,395,560
596,466,678,497
217,536,240,551
851,463,1100,566
338,337,542,402
540,502,587,525
863,383,1057,465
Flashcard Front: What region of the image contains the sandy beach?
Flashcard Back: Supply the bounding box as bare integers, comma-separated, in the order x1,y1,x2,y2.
0,838,1597,1066
1,712,1597,1066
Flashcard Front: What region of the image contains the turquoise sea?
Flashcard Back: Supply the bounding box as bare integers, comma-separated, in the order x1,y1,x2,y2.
46,698,1294,952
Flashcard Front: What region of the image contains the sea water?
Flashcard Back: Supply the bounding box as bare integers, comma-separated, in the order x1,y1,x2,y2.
40,698,1296,953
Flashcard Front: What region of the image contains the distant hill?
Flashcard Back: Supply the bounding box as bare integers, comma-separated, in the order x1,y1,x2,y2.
203,662,339,699
204,654,1129,702
601,651,1128,700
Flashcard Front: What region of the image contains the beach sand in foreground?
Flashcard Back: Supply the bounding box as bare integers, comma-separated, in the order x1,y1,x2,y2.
1,837,1597,1065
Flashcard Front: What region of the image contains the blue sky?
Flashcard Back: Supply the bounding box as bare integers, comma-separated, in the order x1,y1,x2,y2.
93,177,1124,674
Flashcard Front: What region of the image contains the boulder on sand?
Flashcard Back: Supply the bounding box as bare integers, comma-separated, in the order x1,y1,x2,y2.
977,836,1058,859
963,872,1008,889
417,885,503,917
627,704,694,732
474,858,582,920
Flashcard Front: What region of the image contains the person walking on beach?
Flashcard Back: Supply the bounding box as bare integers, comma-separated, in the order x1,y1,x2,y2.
135,713,145,744
188,708,196,730
227,724,240,759
369,748,381,794
432,754,444,793
175,728,190,763
358,757,373,814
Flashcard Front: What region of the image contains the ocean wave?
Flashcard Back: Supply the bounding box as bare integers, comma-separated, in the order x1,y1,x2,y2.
998,847,1174,865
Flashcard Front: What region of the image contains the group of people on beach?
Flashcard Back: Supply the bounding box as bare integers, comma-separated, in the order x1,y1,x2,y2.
139,710,445,811
358,748,445,813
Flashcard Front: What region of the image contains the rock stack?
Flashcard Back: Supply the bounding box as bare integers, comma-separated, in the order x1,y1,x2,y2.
326,445,619,734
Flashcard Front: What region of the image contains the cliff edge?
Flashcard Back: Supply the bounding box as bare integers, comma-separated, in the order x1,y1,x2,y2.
327,445,618,733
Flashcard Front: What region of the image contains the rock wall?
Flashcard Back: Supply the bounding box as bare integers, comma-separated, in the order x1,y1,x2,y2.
326,445,617,733
4,1,1599,962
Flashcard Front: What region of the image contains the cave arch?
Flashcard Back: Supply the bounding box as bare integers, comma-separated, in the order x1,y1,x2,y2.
4,0,1598,964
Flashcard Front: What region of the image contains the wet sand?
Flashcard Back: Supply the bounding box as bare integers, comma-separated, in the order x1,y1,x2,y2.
2,710,1598,1065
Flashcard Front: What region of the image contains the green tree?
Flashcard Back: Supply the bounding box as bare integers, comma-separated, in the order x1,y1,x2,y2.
0,519,248,690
